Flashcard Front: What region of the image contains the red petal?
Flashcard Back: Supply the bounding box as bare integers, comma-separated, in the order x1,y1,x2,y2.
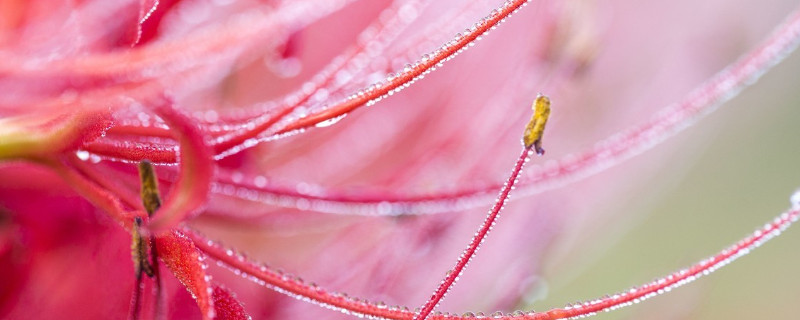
211,285,249,320
155,231,215,320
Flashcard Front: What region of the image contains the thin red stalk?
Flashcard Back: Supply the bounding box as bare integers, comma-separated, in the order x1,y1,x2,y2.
209,4,800,216
209,0,432,158
276,0,532,134
132,0,160,47
414,148,531,320
385,0,491,60
535,200,800,320
209,0,430,124
183,228,415,320
209,170,489,214
212,106,297,156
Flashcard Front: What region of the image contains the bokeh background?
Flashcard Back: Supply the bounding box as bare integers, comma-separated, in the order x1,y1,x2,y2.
526,1,800,319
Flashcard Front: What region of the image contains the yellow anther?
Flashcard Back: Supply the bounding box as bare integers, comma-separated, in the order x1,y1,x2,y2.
138,160,162,216
522,94,551,155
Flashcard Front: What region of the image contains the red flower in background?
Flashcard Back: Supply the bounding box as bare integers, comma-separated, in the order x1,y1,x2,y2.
1,0,799,319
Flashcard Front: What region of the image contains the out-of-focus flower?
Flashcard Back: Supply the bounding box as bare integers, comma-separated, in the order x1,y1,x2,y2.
0,0,799,319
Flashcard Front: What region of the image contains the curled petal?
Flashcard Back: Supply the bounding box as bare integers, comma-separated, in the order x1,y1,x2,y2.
148,100,214,232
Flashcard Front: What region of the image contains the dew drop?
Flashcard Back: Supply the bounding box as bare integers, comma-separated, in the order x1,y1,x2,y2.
254,176,267,188
76,150,90,161
791,189,800,208
314,114,348,127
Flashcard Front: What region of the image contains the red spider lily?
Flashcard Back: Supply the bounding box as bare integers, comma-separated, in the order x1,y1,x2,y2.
1,0,800,319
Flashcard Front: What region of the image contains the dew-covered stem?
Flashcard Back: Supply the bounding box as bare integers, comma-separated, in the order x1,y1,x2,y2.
414,147,533,320
184,228,415,320
537,193,800,320
277,0,533,134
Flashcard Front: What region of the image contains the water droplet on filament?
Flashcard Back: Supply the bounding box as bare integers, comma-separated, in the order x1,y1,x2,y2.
314,114,348,127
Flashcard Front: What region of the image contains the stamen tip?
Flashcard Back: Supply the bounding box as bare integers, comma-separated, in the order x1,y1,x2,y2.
138,160,162,216
522,94,551,153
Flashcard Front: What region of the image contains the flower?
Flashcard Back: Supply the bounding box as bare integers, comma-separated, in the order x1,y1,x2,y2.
1,0,799,319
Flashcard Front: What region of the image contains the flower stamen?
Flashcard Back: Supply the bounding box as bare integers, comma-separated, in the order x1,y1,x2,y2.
522,94,551,155
138,160,162,216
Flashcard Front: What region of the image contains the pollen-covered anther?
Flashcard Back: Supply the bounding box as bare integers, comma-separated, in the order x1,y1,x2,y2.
522,94,551,155
131,217,155,279
138,160,162,216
